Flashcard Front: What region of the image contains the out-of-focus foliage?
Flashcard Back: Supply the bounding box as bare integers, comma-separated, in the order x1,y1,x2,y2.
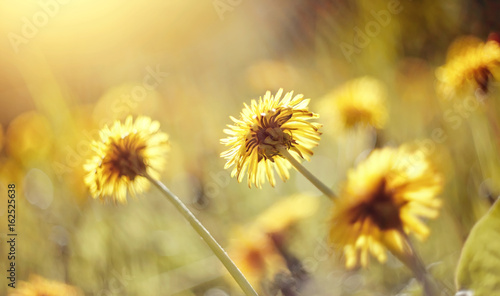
455,198,500,296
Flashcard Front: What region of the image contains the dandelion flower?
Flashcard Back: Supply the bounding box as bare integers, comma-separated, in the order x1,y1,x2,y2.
229,226,287,289
320,77,388,130
329,146,443,269
8,275,83,296
83,116,169,203
228,194,317,290
437,37,500,99
255,194,319,232
221,89,321,188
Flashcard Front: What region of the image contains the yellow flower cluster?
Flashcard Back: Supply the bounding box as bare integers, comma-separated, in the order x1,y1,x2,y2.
82,83,447,290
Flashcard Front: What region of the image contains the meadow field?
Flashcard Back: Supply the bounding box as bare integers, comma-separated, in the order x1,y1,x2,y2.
1,1,500,295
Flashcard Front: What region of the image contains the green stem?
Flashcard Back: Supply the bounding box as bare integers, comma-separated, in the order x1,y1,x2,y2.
145,174,259,296
279,148,336,200
396,230,441,296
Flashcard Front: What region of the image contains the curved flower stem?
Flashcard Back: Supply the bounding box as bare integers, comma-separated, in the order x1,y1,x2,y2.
144,174,259,296
279,148,336,200
396,230,441,296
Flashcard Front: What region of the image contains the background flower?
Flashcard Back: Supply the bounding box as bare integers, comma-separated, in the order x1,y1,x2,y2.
227,194,319,294
436,36,500,99
319,76,388,130
329,146,443,269
8,275,83,296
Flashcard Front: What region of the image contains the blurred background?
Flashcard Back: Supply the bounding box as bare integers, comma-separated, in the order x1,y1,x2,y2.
0,0,500,295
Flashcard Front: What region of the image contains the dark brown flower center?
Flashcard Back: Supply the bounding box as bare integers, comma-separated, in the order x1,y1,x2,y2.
474,66,492,93
245,108,296,161
107,134,147,179
349,179,403,230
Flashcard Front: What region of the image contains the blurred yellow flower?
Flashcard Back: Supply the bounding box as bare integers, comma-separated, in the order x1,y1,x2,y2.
229,226,287,290
228,194,318,290
437,37,500,99
320,77,388,130
83,116,169,203
254,194,319,232
8,275,83,296
221,89,321,188
5,111,53,165
329,146,443,269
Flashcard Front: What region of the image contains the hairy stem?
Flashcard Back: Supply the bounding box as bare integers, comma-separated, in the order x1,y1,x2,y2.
279,148,336,200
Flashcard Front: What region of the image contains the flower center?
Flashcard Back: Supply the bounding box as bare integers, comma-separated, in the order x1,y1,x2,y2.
342,107,373,128
245,247,266,271
107,135,147,179
350,179,403,230
474,66,492,93
246,108,295,161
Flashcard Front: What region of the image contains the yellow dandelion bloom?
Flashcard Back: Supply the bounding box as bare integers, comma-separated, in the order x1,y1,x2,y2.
320,77,388,130
8,275,83,296
229,226,287,289
228,194,318,290
437,37,500,99
329,146,443,269
255,194,319,233
221,89,322,188
83,116,169,203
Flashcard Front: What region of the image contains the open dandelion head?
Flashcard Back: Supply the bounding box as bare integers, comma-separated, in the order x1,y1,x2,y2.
83,116,169,204
437,37,500,99
321,77,388,130
329,146,443,269
221,89,321,188
8,275,83,296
